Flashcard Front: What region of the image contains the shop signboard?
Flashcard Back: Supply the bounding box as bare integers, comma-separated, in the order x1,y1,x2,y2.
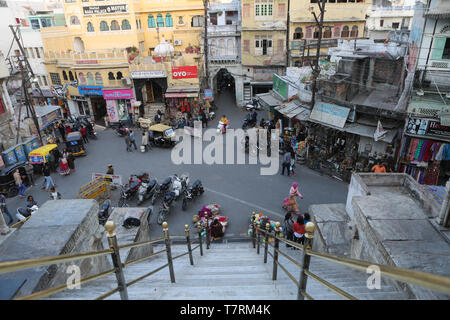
106,100,119,123
172,66,197,79
204,89,213,100
131,70,165,79
103,89,134,100
83,4,127,15
406,117,450,139
78,85,103,96
272,74,288,100
427,121,450,138
310,102,350,129
14,144,27,162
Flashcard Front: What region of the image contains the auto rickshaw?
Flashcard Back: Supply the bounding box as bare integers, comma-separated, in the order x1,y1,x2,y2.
28,143,59,172
0,161,30,197
148,124,176,148
65,131,86,156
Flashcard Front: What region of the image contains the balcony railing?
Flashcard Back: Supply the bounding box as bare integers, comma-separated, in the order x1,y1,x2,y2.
44,49,128,64
291,39,339,51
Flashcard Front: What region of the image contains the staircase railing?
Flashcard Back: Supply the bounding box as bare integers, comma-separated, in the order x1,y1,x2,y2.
0,219,213,300
250,213,450,300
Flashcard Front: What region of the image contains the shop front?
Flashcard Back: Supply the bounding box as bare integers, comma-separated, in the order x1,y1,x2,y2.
103,88,135,125
78,85,105,125
165,86,201,121
69,95,90,117
131,70,167,116
399,117,450,186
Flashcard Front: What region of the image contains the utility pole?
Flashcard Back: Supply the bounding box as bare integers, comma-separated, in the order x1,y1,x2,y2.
203,0,209,89
286,0,291,68
309,0,326,108
8,25,43,145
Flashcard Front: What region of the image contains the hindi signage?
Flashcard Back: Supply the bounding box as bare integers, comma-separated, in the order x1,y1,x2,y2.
83,5,127,15
131,70,166,79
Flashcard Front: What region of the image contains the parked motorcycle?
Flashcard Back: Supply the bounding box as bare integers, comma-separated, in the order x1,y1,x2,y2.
116,126,128,137
98,199,111,225
182,179,204,211
151,176,172,205
242,113,257,130
157,191,176,225
137,178,158,205
172,173,189,200
245,98,262,111
118,174,146,207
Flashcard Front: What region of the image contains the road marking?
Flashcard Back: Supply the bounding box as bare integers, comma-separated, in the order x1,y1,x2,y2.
204,187,285,219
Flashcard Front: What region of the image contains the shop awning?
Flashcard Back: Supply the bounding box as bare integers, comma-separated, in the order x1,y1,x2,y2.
31,89,54,98
275,100,309,119
34,105,61,118
257,92,283,108
165,86,199,98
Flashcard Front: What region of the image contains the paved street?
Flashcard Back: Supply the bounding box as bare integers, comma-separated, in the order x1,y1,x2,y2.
3,89,348,239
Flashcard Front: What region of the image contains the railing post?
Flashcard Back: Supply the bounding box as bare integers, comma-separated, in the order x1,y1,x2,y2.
197,221,203,256
163,222,176,283
205,216,211,249
298,222,316,300
256,221,261,255
272,222,281,281
105,221,128,300
185,224,194,266
263,223,270,263
251,212,256,248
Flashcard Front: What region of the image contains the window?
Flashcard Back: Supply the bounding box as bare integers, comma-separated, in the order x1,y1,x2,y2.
227,39,234,55
305,27,312,39
87,22,94,32
70,16,80,25
87,72,94,85
122,19,131,30
43,76,48,86
433,37,450,60
351,25,358,37
157,14,164,27
62,70,68,81
35,48,41,58
78,72,86,84
278,3,285,18
30,19,40,30
139,20,142,29
0,1,8,7
108,72,115,80
41,18,52,28
255,0,273,17
95,72,103,85
313,27,320,39
255,35,272,55
443,38,450,59
341,26,349,38
380,19,384,27
148,15,156,28
165,14,173,27
392,22,399,29
111,20,120,30
37,76,43,86
243,40,250,53
178,16,184,25
116,72,123,80
334,26,341,38
191,16,203,27
243,4,250,19
293,27,303,39
50,72,61,85
100,21,109,31
209,13,217,26
29,48,35,59
323,27,332,39
69,71,74,81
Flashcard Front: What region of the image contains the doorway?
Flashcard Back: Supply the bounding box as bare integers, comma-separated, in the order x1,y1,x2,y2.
214,68,235,97
90,96,107,125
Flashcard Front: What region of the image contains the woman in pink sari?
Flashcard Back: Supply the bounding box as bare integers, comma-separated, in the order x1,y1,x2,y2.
282,182,303,214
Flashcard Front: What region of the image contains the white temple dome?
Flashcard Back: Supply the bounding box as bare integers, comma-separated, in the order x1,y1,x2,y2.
154,37,174,57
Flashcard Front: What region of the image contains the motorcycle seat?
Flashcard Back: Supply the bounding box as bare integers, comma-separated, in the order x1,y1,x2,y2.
192,180,202,188
164,191,175,201
128,182,140,191
148,179,157,188
162,177,172,186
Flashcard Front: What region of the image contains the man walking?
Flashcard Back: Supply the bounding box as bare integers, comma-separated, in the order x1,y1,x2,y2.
43,163,55,192
13,169,26,197
281,149,291,176
25,161,35,186
0,194,14,225
141,131,149,152
80,125,89,144
129,130,137,150
125,133,132,152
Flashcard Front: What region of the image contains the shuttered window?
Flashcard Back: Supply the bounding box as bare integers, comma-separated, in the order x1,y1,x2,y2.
432,37,447,60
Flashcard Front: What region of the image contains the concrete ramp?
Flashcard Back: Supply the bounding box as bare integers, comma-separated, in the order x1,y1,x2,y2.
0,199,110,299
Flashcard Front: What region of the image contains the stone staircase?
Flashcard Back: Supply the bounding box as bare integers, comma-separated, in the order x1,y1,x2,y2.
47,240,411,300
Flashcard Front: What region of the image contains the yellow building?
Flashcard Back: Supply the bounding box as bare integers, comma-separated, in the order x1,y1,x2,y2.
289,0,371,67
41,0,205,124
241,0,288,99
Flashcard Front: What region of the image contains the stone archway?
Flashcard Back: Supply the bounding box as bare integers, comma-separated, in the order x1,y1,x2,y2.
213,68,236,99
74,37,85,53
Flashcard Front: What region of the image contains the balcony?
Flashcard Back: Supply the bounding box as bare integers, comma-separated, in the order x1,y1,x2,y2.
208,22,241,36
209,55,239,65
44,49,128,67
291,39,339,51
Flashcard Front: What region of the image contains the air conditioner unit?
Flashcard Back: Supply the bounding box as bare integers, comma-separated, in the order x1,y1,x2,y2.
122,78,132,86
174,39,182,46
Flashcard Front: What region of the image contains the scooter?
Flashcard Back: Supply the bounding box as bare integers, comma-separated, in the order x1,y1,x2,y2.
116,126,128,137
157,191,176,225
242,113,257,130
98,199,111,225
217,121,228,134
151,177,172,205
137,178,158,205
118,175,146,207
182,179,204,211
245,98,261,111
172,173,189,200
16,205,38,222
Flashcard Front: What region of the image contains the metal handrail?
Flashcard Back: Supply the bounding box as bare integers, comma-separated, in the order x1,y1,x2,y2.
117,237,165,251
250,215,450,300
123,249,167,267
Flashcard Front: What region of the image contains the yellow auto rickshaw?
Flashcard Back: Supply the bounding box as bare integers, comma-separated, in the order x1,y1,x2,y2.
148,124,176,148
28,144,59,172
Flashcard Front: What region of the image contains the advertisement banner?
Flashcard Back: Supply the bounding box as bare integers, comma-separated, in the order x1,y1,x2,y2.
103,89,134,100
78,85,103,96
106,100,119,123
83,4,127,15
92,173,122,185
310,102,350,129
131,70,165,79
172,66,198,79
273,74,288,100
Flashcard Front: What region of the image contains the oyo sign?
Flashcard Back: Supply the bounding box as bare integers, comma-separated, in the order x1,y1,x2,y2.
172,66,198,79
